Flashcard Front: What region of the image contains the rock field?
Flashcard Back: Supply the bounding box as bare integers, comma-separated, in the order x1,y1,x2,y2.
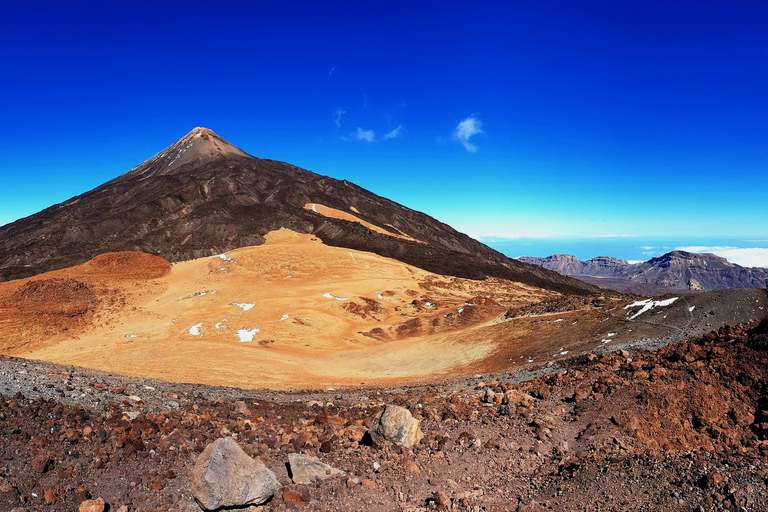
1,319,767,511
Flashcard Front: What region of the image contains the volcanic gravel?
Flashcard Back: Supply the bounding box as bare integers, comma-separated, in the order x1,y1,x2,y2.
2,320,768,511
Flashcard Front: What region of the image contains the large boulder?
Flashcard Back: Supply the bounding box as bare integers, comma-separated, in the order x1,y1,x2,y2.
191,437,278,510
369,404,424,448
288,453,345,484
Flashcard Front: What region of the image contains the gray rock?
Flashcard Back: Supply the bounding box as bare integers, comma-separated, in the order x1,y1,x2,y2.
369,404,424,447
191,437,277,510
288,453,345,484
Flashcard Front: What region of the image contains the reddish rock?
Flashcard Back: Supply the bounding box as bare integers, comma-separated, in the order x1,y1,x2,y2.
281,485,311,508
700,472,724,488
73,487,91,502
31,454,52,473
79,497,106,512
44,488,57,505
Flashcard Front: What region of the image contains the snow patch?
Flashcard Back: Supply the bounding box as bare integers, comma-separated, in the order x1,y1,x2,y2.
231,303,255,312
322,293,348,301
375,291,384,300
457,307,464,314
689,305,696,312
218,253,239,264
188,323,203,336
125,334,138,338
236,328,260,342
624,297,679,320
279,314,290,322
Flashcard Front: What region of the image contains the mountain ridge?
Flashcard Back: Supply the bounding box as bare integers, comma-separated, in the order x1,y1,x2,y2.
520,250,768,292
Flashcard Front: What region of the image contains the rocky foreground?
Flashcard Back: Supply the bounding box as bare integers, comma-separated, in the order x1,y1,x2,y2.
1,319,768,511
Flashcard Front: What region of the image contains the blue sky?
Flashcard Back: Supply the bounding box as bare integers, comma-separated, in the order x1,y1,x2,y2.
1,1,767,266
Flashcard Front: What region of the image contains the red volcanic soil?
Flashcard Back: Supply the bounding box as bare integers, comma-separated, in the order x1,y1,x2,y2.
0,320,766,510
81,252,172,280
0,252,170,353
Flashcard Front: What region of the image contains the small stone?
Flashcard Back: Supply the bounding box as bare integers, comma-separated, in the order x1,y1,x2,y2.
288,453,345,485
79,497,106,512
281,485,311,508
404,460,420,473
74,487,91,502
434,490,451,508
700,472,724,488
44,488,57,505
31,454,52,474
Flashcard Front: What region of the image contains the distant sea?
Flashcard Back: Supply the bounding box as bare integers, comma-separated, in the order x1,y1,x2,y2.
482,236,768,269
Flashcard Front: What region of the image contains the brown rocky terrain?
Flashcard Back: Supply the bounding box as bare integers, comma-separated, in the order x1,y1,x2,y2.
0,128,596,296
1,318,767,511
520,251,768,293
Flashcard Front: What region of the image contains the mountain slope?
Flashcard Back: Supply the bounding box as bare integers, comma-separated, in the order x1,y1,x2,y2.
0,128,597,295
520,251,768,292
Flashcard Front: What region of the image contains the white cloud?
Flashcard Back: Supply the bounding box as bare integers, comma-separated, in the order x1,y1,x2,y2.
332,108,346,127
452,115,483,152
383,125,403,140
675,246,768,268
353,127,375,142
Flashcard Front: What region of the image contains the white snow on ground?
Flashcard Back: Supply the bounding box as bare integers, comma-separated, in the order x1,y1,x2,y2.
607,333,616,337
425,302,435,308
218,253,239,264
552,318,563,322
279,314,290,321
601,338,612,344
231,303,255,311
188,323,203,336
375,292,384,300
235,328,260,342
214,321,227,330
312,203,317,212
322,293,348,301
689,306,696,312
125,334,138,338
457,307,464,314
624,297,679,320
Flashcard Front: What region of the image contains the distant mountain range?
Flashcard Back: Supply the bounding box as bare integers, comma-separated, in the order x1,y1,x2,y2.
519,251,768,293
0,128,597,296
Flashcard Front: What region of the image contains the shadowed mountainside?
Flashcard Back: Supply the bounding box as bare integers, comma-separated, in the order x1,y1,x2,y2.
0,128,597,296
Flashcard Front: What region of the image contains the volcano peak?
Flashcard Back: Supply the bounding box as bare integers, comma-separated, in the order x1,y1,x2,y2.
127,126,252,178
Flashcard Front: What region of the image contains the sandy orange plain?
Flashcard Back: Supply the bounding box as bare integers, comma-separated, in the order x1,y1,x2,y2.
0,225,632,388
